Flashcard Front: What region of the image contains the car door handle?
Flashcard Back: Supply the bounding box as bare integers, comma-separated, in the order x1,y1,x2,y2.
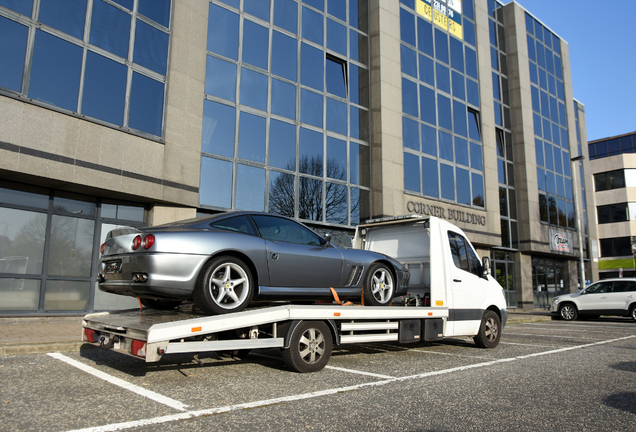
453,279,462,283
271,253,279,260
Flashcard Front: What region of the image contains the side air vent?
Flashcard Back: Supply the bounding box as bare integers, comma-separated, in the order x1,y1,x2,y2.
346,266,364,286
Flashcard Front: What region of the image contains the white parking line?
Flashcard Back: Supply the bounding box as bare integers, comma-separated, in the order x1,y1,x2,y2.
325,365,395,379
48,353,188,412
65,335,636,432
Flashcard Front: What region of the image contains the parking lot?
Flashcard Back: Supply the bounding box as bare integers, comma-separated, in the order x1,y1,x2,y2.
1,318,635,432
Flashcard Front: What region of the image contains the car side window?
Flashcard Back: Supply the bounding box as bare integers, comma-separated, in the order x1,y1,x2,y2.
611,281,635,293
251,215,323,246
586,282,611,294
209,215,258,236
448,231,469,272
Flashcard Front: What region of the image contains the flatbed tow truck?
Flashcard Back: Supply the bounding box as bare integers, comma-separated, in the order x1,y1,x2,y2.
82,215,508,373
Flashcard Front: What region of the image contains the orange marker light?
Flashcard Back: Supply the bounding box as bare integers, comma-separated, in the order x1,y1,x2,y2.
334,312,341,317
192,326,202,332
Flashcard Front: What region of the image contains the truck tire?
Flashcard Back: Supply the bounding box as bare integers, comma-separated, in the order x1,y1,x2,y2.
473,310,501,348
363,263,395,306
559,303,578,321
282,321,332,373
194,256,254,315
140,298,182,310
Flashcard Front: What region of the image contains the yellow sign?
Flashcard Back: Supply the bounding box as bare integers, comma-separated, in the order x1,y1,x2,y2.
416,0,433,21
433,8,448,30
448,9,463,39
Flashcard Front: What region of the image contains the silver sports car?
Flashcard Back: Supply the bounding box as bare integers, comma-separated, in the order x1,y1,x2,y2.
97,211,409,314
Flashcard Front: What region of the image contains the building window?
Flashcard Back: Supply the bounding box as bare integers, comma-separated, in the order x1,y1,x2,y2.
400,0,484,209
600,237,632,258
594,170,626,192
597,203,629,224
0,180,146,314
200,1,371,227
0,0,172,139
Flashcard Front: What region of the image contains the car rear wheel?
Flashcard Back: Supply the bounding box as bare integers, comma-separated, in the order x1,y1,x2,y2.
363,263,395,306
140,298,182,310
194,256,254,315
282,321,332,373
559,303,578,321
473,310,501,348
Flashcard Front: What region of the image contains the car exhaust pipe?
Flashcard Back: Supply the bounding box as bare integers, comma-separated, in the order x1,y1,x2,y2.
133,273,149,283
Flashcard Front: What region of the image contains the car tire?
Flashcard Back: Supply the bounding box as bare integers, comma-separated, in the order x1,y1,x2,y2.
363,263,395,306
559,303,578,321
282,321,332,373
140,298,182,310
473,310,501,349
630,305,636,322
194,256,254,315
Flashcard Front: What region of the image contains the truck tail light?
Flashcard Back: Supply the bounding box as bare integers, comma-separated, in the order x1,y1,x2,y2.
131,339,147,358
132,235,142,250
143,234,155,249
83,328,97,343
100,242,106,255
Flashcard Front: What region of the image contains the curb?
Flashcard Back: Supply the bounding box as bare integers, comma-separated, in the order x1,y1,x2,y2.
0,342,99,356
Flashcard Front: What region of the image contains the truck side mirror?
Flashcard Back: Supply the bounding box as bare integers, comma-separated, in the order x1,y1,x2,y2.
481,256,491,277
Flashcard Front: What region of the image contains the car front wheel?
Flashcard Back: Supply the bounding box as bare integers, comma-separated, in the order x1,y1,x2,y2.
194,256,254,315
559,303,578,321
363,263,395,306
630,305,636,322
473,310,501,348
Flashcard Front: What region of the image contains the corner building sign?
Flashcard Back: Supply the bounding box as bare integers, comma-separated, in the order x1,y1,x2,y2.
407,201,486,226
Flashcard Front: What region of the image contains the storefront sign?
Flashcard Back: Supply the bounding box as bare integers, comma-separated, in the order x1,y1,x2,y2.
549,228,572,253
406,200,486,226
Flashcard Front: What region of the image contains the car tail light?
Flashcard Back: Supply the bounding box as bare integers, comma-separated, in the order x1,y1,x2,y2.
131,339,147,358
83,328,97,343
132,235,142,250
100,242,106,255
143,234,155,249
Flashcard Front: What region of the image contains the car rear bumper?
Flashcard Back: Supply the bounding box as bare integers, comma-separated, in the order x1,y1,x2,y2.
98,253,209,299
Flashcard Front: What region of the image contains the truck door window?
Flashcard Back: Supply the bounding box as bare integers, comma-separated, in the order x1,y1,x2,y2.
448,231,469,272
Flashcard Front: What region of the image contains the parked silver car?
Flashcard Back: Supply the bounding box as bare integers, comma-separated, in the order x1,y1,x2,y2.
551,278,636,321
97,211,409,314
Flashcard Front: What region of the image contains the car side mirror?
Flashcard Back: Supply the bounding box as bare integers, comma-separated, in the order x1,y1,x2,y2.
481,256,491,278
324,233,332,245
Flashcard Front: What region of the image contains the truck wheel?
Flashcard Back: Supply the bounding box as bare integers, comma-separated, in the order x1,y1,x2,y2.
363,263,395,306
282,321,332,373
140,298,182,310
473,310,501,348
559,303,578,321
194,256,254,315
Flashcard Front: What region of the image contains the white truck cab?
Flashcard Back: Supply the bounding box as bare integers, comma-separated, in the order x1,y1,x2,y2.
353,215,508,345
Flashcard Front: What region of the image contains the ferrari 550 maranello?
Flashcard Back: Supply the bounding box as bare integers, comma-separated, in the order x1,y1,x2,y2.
97,211,409,314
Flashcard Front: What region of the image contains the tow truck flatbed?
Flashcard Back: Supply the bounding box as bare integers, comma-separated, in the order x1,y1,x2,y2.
82,303,449,372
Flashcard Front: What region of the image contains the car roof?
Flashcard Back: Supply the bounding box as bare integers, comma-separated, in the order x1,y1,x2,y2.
590,278,636,283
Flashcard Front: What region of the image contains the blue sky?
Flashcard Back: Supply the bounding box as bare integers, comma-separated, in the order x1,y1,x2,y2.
503,0,636,141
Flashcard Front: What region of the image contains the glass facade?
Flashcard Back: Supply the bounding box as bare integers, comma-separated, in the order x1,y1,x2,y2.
0,181,145,313
489,1,518,251
526,12,574,230
400,0,485,209
532,257,566,307
200,0,371,227
0,0,172,138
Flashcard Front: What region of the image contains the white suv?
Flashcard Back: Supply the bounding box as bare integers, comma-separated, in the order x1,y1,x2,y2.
551,278,636,321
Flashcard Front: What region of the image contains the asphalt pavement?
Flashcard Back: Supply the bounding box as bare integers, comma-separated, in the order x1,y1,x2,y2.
0,308,553,356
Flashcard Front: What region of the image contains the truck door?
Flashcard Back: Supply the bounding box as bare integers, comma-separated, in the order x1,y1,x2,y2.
446,231,487,336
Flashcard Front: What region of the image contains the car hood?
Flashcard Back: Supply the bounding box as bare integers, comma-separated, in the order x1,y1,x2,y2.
553,292,582,301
